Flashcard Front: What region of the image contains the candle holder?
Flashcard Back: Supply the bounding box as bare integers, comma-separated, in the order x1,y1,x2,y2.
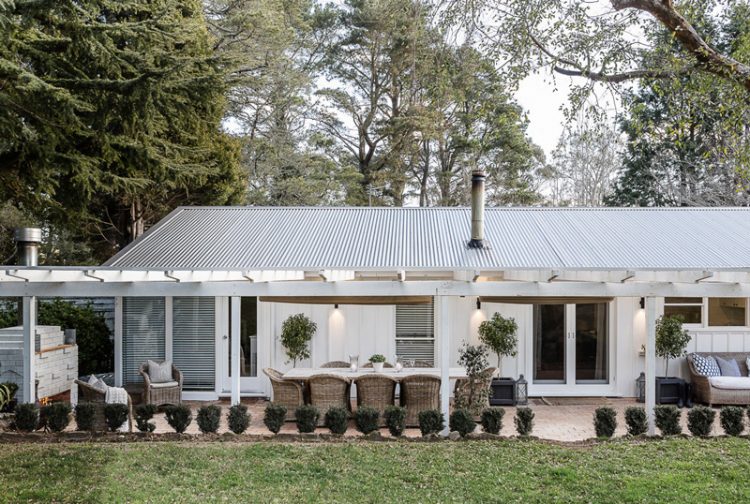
349,354,359,373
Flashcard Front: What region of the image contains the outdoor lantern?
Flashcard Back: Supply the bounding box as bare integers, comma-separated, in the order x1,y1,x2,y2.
476,298,482,310
515,375,528,405
636,372,646,403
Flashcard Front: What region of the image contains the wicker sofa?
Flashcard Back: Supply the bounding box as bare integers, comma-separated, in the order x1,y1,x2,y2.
74,379,134,432
687,352,750,406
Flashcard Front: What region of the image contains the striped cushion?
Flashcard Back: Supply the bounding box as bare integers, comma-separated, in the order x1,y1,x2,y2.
691,354,721,377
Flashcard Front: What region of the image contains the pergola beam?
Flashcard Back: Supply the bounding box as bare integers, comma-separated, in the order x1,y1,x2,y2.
695,271,714,282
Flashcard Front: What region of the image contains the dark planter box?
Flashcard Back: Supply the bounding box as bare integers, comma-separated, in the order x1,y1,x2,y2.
656,377,687,407
489,377,517,406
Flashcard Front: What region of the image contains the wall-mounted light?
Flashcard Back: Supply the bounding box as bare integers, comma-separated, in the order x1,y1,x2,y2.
476,298,481,310
639,297,645,310
334,303,339,309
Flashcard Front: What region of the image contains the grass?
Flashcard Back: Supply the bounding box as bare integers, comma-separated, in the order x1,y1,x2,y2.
2,438,750,503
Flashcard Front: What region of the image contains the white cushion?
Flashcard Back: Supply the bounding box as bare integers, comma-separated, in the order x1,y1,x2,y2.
708,376,750,390
147,360,173,383
149,381,179,389
87,375,108,393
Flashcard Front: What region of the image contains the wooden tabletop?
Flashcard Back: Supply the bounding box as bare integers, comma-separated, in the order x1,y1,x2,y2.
282,367,467,381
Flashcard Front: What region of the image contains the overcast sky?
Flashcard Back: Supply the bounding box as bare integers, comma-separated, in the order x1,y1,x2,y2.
515,73,570,159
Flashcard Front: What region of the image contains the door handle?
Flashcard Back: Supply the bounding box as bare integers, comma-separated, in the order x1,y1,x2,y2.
223,334,228,340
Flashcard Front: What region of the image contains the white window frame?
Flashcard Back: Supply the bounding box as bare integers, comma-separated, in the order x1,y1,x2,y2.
665,297,750,329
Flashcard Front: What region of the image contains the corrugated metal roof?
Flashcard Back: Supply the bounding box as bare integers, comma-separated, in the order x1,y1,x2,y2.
103,207,750,271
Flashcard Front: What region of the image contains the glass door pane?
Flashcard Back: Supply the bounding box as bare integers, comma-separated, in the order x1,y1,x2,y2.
575,303,608,384
228,297,258,377
533,304,566,383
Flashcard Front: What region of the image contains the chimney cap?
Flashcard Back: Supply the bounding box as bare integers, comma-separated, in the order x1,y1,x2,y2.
14,227,42,244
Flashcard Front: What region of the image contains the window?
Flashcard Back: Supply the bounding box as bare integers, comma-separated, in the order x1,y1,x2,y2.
708,298,747,327
664,297,703,325
173,297,215,390
395,302,434,365
122,297,165,385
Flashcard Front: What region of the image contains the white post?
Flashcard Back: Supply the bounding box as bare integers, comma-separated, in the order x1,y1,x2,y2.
438,295,450,436
230,296,241,405
114,297,123,387
22,296,37,404
165,296,173,363
645,296,657,436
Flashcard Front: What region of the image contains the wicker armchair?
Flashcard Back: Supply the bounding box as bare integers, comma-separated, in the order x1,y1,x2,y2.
74,379,134,432
321,361,350,368
362,362,394,368
263,368,305,421
355,374,397,426
139,362,183,407
687,353,750,406
410,360,433,368
454,367,497,416
400,374,441,427
309,374,352,424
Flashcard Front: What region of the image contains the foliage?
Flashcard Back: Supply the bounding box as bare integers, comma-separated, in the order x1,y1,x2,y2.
164,405,193,434
457,343,490,378
0,382,18,412
263,404,286,434
354,406,379,434
480,407,505,435
14,403,39,432
295,405,320,433
449,409,477,437
42,402,72,433
135,404,158,433
654,316,691,377
228,404,251,435
455,343,491,416
103,404,129,433
593,407,617,439
384,406,407,437
720,406,745,437
325,406,349,435
197,405,222,434
514,407,534,436
418,410,444,436
624,407,648,436
687,406,715,437
74,403,96,432
281,314,316,366
0,0,244,262
654,405,682,436
478,313,518,373
368,354,386,363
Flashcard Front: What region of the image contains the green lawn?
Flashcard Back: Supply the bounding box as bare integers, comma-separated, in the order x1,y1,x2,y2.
2,438,749,503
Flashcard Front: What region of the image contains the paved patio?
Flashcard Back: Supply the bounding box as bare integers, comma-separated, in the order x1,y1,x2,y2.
140,398,723,441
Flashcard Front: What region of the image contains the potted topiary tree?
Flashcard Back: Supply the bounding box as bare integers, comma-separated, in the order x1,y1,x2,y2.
478,313,519,406
281,314,316,367
655,315,691,407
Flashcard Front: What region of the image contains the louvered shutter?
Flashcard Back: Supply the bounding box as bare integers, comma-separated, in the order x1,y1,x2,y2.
173,297,215,390
123,297,165,385
395,302,435,365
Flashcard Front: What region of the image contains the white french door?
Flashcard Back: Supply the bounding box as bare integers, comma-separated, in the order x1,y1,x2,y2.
529,302,615,396
218,297,265,394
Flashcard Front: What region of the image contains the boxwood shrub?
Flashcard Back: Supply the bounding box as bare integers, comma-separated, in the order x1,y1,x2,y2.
197,405,222,434
14,403,39,432
325,406,349,435
42,402,71,433
654,405,681,436
593,406,617,438
417,409,444,436
228,404,251,434
355,406,379,434
480,407,505,435
75,402,97,432
103,403,129,432
514,407,534,436
135,404,158,433
721,406,744,436
624,406,647,436
384,405,406,437
164,404,192,434
449,409,476,437
295,405,319,433
263,403,286,434
687,406,715,437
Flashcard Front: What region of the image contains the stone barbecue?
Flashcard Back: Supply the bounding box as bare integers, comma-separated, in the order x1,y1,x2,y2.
0,325,78,401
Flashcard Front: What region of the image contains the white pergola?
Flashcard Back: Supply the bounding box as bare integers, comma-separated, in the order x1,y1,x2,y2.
5,266,750,436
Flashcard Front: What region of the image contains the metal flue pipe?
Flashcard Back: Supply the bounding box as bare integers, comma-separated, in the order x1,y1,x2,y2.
468,170,486,249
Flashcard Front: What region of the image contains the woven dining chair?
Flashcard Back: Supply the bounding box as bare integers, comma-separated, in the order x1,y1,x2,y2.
400,374,441,427
263,368,306,421
321,361,350,368
308,374,352,425
355,374,397,426
362,362,394,368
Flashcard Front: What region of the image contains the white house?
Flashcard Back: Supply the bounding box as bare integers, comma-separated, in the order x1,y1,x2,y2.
4,172,750,434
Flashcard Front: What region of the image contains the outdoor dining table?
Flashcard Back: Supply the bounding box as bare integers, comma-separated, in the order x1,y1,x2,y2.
282,367,468,381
